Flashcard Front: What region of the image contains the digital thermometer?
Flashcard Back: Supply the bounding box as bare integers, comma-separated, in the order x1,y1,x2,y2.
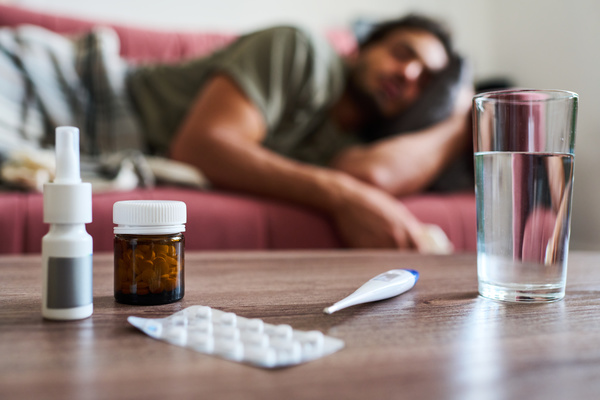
323,269,419,314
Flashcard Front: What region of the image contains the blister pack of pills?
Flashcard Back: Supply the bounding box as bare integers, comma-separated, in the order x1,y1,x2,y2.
128,305,345,368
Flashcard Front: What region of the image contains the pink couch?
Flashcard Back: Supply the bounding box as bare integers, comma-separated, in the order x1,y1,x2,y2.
0,4,477,254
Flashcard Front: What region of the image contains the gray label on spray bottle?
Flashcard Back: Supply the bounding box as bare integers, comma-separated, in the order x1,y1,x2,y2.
47,255,93,309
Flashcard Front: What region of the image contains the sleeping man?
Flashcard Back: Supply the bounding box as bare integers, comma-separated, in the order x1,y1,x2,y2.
0,14,473,250
128,14,473,250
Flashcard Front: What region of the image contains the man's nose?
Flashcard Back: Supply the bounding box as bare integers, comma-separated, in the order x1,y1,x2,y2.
398,60,423,83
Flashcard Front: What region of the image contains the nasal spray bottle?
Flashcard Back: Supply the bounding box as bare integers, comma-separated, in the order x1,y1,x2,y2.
42,126,93,320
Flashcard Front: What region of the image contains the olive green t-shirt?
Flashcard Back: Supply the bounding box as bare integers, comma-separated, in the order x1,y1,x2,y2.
126,26,359,166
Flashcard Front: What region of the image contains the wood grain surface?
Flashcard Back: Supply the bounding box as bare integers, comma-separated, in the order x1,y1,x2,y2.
2,250,600,400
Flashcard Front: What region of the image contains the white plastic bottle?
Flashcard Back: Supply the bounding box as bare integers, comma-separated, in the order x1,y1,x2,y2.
42,126,93,320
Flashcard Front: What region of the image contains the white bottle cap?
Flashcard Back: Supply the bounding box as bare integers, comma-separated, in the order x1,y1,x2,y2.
113,200,187,235
43,126,92,224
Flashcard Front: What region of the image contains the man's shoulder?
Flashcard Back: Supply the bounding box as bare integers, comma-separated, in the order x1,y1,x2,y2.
250,25,313,38
244,25,330,53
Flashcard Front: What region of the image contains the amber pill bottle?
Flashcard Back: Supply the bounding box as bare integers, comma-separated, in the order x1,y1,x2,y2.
113,201,187,305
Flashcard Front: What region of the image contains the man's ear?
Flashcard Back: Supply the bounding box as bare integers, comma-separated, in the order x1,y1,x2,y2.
360,54,472,142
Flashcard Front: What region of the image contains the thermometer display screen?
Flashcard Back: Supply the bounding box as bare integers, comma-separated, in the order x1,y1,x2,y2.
373,271,403,282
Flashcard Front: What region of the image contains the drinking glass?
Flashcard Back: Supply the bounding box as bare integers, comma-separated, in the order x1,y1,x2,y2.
473,89,578,302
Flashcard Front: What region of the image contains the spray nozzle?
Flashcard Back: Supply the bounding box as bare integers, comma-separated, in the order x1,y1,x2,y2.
54,126,81,184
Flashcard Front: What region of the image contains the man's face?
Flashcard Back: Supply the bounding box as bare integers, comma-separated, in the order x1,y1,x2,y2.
351,28,449,117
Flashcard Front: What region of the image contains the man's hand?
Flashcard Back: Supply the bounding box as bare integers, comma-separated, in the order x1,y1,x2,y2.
330,176,427,249
331,83,474,197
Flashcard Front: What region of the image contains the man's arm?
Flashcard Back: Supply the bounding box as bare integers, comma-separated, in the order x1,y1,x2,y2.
170,74,428,249
330,85,474,197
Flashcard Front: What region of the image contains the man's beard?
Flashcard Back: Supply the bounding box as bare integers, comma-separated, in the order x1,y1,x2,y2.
346,73,385,123
346,75,400,143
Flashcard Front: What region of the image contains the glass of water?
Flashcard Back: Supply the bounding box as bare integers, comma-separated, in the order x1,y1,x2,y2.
473,89,578,302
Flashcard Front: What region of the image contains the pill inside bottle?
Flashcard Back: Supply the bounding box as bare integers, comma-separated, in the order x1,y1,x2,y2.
113,200,187,305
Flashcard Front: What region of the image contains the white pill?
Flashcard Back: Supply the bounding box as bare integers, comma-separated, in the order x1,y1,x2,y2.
164,326,187,346
305,331,324,349
270,337,290,349
192,306,213,320
273,325,293,341
243,319,264,333
244,346,277,368
219,312,237,327
215,338,244,361
240,332,270,348
168,315,188,328
214,325,240,341
274,340,302,365
187,333,215,353
301,331,325,358
188,320,213,336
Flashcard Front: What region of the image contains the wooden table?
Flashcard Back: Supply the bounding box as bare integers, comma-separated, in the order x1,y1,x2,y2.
2,251,600,400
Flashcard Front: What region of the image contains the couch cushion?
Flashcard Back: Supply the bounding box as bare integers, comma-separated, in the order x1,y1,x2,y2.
16,187,475,254
0,193,27,253
92,188,342,251
20,187,345,253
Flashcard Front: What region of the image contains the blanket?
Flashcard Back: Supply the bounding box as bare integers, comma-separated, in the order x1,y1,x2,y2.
0,25,206,191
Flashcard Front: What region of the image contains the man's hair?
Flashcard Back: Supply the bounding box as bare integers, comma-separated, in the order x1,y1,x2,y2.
359,14,453,56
